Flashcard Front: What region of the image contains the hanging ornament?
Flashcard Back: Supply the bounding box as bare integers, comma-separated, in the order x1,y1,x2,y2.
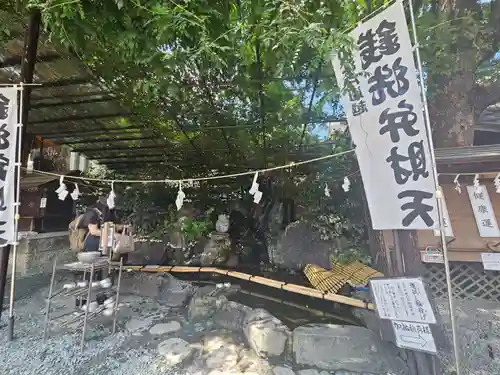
107,181,116,209
253,190,263,204
249,172,259,195
342,176,351,192
26,153,34,174
70,183,80,201
324,183,331,197
453,174,461,194
56,176,68,201
248,172,263,204
494,173,500,194
175,181,185,211
473,174,482,193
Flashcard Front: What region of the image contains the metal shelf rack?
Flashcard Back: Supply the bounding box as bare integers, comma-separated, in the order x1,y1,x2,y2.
42,256,124,351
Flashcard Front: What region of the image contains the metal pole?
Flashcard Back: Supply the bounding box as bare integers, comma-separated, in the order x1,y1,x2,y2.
7,84,24,341
43,257,58,342
112,257,123,334
405,0,461,373
81,263,94,352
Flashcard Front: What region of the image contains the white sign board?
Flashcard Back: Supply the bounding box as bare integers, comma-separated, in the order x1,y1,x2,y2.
0,87,18,247
370,278,436,323
392,321,437,354
40,197,47,208
433,188,453,237
481,253,500,271
331,2,438,230
467,185,500,237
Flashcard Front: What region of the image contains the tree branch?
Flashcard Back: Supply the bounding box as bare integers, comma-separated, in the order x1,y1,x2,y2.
471,80,500,119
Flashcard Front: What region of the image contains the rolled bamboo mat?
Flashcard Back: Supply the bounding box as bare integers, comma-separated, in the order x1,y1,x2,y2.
123,265,374,310
303,264,348,295
330,260,383,287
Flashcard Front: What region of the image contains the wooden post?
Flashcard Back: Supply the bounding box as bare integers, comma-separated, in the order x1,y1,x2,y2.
392,230,442,375
0,10,41,324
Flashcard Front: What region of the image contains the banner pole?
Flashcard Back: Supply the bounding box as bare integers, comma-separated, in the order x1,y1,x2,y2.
405,0,461,374
7,83,24,341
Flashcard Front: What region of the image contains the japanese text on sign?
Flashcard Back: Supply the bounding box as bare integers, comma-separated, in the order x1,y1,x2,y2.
370,278,436,324
331,2,438,230
392,321,437,354
0,88,17,247
466,185,500,238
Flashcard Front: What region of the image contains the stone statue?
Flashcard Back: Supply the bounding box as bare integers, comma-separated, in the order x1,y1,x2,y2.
215,214,230,233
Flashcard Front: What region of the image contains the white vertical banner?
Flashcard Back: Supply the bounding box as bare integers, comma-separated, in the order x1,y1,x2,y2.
331,1,438,230
467,185,500,238
0,87,18,247
433,187,453,237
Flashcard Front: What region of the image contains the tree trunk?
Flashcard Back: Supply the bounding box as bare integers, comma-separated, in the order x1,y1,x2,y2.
428,71,476,148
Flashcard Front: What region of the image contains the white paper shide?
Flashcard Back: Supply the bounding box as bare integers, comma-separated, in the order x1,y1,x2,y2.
433,187,453,237
331,2,438,230
0,88,18,247
467,185,500,238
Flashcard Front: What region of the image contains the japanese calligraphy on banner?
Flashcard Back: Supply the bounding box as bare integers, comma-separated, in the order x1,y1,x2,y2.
331,2,438,230
0,87,18,247
466,185,500,238
433,187,453,237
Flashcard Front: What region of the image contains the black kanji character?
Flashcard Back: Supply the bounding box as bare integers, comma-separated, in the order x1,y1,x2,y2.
368,57,409,106
0,154,8,182
0,94,9,120
0,221,7,246
348,86,363,102
0,186,6,211
358,19,401,70
358,29,381,70
481,219,493,228
386,141,429,185
376,20,400,56
352,101,368,116
398,190,435,227
478,205,488,214
474,192,484,200
0,123,10,150
379,100,419,142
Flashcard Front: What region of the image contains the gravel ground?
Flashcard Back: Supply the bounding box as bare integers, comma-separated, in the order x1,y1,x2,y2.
0,275,279,375
436,298,500,375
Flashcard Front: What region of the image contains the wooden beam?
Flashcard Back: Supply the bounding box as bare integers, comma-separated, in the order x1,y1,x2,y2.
29,112,129,125
20,10,42,164
31,90,112,100
33,125,144,137
73,143,171,153
30,96,116,109
62,135,158,145
0,52,61,68
34,77,93,88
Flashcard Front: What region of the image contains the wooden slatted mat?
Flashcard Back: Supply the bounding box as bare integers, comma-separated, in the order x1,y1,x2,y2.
330,261,384,287
303,264,348,294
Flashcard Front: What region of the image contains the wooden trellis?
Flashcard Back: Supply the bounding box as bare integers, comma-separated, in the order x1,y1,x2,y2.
424,262,500,301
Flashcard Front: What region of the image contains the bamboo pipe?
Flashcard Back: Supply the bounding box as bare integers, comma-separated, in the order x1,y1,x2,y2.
123,265,375,310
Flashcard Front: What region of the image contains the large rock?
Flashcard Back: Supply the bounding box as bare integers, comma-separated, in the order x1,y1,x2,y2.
157,338,194,366
158,274,195,307
200,232,232,266
213,301,253,330
244,309,291,359
271,221,333,269
188,286,228,321
293,324,409,374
